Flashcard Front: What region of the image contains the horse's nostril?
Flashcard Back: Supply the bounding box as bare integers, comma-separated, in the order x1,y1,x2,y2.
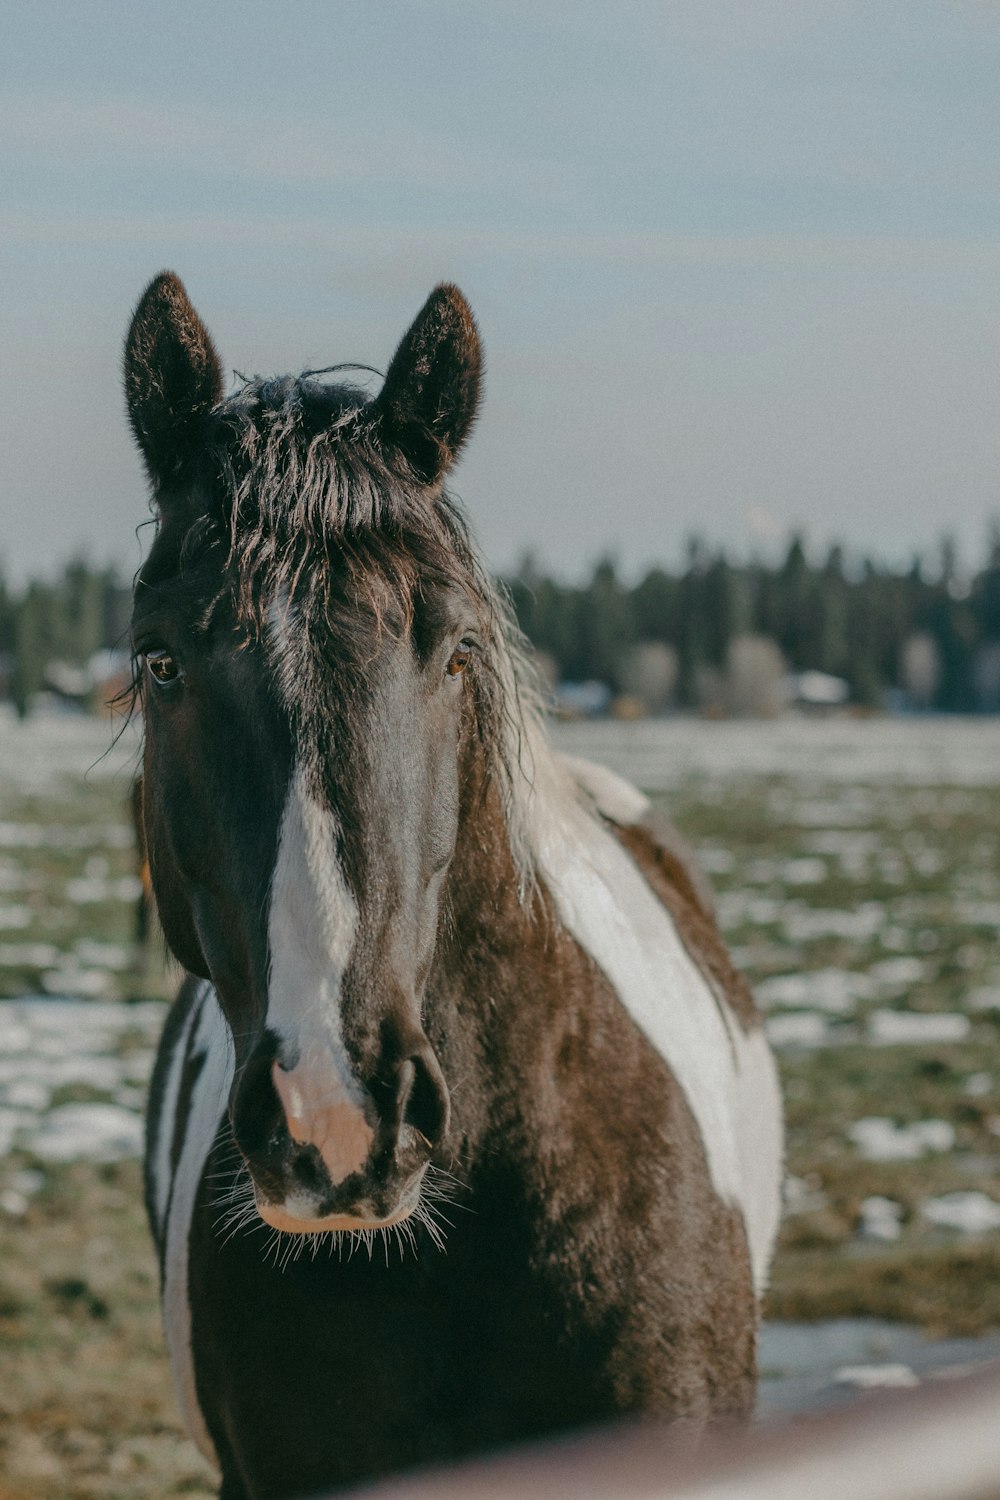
232,1046,287,1160
290,1146,324,1194
397,1050,450,1150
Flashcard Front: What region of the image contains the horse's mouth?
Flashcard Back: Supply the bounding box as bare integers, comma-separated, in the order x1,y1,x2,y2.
254,1199,415,1235
252,1168,424,1235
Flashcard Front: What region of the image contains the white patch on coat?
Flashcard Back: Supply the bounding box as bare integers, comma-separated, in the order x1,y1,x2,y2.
266,762,372,1198
729,1024,783,1291
150,996,200,1240
526,745,783,1295
162,981,233,1468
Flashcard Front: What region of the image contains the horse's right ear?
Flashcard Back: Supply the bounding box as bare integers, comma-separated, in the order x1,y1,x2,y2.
124,272,222,487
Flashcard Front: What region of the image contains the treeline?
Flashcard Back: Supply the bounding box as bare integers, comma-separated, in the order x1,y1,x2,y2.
5,535,1000,717
0,561,132,717
505,533,1000,712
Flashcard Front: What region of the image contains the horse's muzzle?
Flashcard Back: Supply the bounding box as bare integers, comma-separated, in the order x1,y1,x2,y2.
229,1027,450,1232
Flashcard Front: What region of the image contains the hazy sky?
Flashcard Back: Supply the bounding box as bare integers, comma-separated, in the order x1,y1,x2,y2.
4,0,1000,583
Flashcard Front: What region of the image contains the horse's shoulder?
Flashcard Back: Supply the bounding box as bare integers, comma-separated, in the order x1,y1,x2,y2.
558,753,758,1032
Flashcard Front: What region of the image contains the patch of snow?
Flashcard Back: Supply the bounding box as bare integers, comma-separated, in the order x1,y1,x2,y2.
765,1012,829,1049
0,906,32,930
867,1010,971,1046
72,939,131,971
0,999,166,1162
10,1168,44,1197
716,893,783,927
964,986,1000,1012
833,1364,920,1390
695,846,735,876
119,1051,154,1083
921,1192,1000,1235
755,969,872,1015
0,860,29,894
2,1080,51,1112
868,956,927,989
781,902,886,943
113,1085,145,1110
0,1107,31,1156
963,1072,993,1098
953,901,1000,928
780,857,828,886
848,1117,955,1162
0,1053,124,1092
64,875,142,905
0,822,132,850
808,830,878,858
857,1196,904,1242
40,968,114,998
793,801,873,828
0,943,62,970
30,1103,144,1163
783,1174,828,1216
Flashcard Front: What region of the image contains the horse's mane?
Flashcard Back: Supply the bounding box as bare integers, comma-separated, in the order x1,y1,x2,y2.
185,374,547,893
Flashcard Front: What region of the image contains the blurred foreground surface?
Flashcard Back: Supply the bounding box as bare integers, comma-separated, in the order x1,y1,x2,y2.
1,709,1000,1497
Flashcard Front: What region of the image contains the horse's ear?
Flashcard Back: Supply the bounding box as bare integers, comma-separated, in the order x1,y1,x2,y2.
124,271,223,486
373,284,482,484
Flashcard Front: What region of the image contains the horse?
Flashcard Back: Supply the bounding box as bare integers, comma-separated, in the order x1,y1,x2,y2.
124,271,783,1500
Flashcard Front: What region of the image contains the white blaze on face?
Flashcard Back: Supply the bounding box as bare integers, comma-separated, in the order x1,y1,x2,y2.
267,761,373,1197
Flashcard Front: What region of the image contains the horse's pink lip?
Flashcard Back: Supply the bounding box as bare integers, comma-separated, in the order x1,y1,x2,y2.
255,1200,414,1235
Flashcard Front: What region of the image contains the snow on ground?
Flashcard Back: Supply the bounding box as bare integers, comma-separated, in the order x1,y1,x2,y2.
755,969,874,1014
551,716,1000,790
867,1010,971,1045
0,704,140,797
764,1012,833,1049
857,1196,905,1242
832,1363,920,1389
920,1192,1000,1234
0,999,164,1170
848,1117,956,1162
759,1320,1000,1417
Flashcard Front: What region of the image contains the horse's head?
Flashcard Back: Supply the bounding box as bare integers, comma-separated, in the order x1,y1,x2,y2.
125,272,504,1235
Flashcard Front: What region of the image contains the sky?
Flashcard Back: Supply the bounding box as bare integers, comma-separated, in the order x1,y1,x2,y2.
4,0,1000,584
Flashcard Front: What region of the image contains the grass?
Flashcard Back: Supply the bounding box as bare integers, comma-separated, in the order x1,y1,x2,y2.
0,1160,213,1499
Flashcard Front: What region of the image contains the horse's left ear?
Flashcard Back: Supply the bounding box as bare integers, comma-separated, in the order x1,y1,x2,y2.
373,284,482,484
124,271,223,488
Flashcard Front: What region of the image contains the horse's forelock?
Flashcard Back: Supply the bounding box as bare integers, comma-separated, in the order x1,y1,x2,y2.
175,374,543,895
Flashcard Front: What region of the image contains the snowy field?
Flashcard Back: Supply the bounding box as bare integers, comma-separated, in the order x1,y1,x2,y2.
2,709,1000,1494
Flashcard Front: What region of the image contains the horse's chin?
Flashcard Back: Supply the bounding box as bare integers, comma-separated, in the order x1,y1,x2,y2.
254,1200,414,1236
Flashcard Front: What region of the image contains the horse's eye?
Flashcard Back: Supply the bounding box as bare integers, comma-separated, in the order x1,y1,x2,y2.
446,646,471,679
146,649,180,686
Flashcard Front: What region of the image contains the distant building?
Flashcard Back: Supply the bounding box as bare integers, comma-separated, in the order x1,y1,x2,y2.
786,669,850,711
552,680,613,719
